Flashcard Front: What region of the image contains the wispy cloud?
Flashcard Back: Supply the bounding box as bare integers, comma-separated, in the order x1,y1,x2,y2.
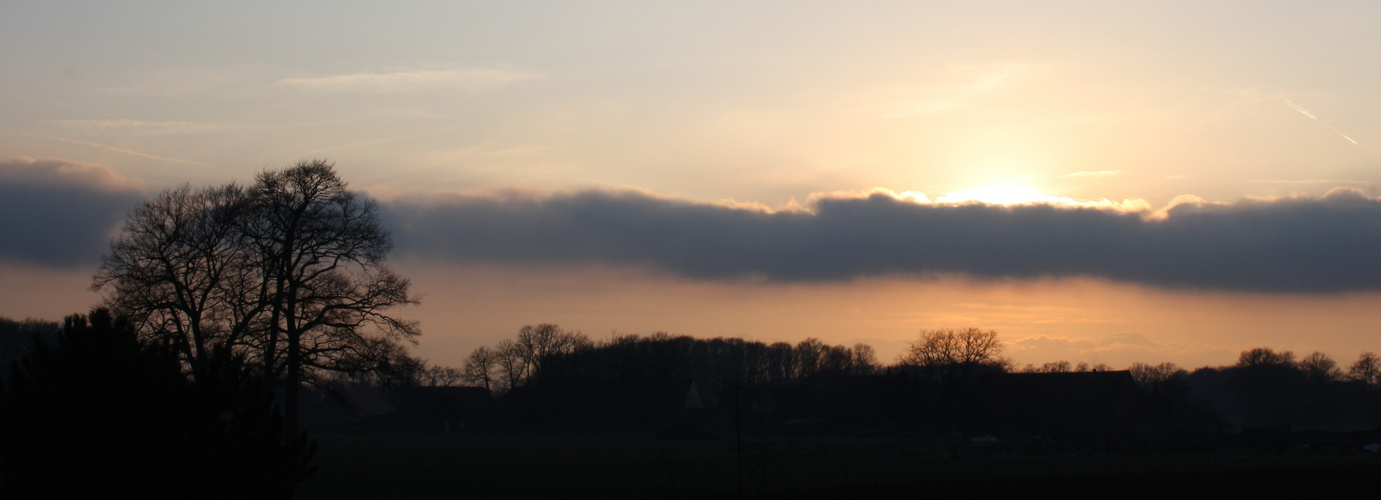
1011,333,1159,353
96,64,270,97
275,68,540,93
0,86,113,116
46,119,261,136
889,63,1031,117
1060,170,1124,179
1248,179,1373,185
30,135,222,171
1007,333,1165,364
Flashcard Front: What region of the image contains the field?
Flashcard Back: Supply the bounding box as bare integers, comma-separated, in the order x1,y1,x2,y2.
296,433,1381,499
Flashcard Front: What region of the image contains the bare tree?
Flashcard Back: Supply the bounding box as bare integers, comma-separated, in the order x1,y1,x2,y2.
818,344,852,375
1237,347,1295,367
494,339,530,392
94,183,262,381
794,338,827,378
247,160,419,434
422,365,466,387
765,342,795,382
94,160,419,435
899,327,1004,380
325,335,428,388
1348,352,1381,386
901,330,945,366
954,327,1002,365
1298,352,1341,381
1130,362,1187,390
463,346,501,393
849,343,878,375
1038,360,1073,373
512,323,590,381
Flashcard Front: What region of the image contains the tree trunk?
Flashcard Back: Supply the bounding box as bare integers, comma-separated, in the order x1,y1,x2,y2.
284,328,300,439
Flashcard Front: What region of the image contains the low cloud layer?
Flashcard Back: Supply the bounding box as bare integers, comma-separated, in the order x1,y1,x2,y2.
0,158,144,268
385,188,1381,293
275,68,539,93
6,166,1380,294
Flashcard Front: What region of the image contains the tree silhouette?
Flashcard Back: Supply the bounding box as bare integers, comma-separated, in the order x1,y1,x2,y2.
94,183,261,381
0,317,58,378
495,339,529,392
1237,347,1295,367
513,323,590,381
469,327,880,398
1129,362,1187,389
1031,360,1073,373
94,160,419,435
421,365,466,387
898,327,1005,381
245,160,419,434
1298,351,1341,382
463,345,501,393
1348,352,1381,386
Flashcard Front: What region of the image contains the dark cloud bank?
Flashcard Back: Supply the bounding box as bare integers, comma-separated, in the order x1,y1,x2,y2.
0,158,143,268
4,158,1378,294
385,189,1381,293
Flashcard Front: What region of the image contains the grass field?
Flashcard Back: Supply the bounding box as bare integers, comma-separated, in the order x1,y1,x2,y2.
296,433,1381,499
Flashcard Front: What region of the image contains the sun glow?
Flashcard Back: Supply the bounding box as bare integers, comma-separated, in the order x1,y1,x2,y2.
935,184,1152,212
938,184,1048,205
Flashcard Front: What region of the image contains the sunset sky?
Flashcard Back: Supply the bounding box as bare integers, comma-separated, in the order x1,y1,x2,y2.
4,1,1381,370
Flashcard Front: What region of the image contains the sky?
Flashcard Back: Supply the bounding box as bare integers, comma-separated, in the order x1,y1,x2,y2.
4,1,1381,370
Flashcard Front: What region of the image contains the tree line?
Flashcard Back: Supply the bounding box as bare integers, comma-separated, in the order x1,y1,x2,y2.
461,325,879,394
454,323,1381,430
1128,348,1381,429
0,317,58,381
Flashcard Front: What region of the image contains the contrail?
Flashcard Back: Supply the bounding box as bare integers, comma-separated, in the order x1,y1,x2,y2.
1281,96,1358,145
35,134,226,170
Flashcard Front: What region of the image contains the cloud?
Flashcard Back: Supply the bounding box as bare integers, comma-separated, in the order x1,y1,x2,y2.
889,64,1031,117
46,119,261,136
1006,333,1241,367
1011,333,1158,354
24,136,223,171
0,157,144,193
1248,178,1374,187
96,65,263,96
383,188,1381,292
0,158,144,268
275,68,539,93
1060,170,1124,179
1007,333,1168,366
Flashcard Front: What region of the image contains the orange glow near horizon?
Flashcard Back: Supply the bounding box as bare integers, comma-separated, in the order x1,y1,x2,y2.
377,261,1381,372
938,184,1048,205
930,183,1153,212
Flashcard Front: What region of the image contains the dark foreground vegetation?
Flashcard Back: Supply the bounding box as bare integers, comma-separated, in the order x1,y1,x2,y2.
1,310,314,499
10,310,1381,498
297,433,1381,499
